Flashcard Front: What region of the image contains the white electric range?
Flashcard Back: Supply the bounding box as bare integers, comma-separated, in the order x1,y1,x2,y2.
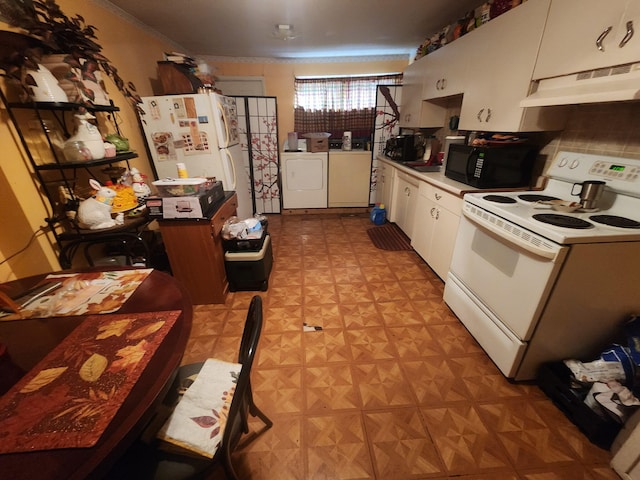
444,151,640,380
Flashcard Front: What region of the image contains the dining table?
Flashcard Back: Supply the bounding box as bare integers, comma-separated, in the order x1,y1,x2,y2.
0,267,193,480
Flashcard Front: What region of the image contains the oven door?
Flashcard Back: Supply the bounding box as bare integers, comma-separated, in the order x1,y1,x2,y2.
448,211,569,340
444,273,527,377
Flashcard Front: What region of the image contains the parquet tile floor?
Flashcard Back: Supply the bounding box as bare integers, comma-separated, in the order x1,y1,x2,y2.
182,213,619,480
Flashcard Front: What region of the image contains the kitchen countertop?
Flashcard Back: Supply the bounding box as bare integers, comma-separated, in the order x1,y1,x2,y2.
329,149,371,154
377,155,537,197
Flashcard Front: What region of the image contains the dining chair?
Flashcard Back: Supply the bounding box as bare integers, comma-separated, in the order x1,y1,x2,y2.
109,295,272,479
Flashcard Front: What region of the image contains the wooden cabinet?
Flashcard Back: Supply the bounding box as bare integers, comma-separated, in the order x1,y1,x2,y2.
458,0,567,132
411,182,462,280
399,57,447,128
328,151,371,207
392,171,419,238
533,0,640,80
421,34,471,100
157,61,204,94
158,193,237,304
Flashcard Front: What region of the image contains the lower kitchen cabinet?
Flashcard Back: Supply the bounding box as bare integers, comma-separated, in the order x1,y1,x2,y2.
411,182,462,280
158,193,237,304
328,151,372,207
392,171,419,238
378,160,396,219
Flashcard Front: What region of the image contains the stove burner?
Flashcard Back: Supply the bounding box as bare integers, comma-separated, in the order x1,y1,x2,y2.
518,194,560,203
532,213,594,229
483,195,517,204
589,215,640,229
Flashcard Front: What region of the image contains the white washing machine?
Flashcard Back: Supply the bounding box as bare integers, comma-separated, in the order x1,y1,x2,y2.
281,150,328,209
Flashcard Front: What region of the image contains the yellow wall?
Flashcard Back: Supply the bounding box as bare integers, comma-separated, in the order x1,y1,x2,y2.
0,1,409,282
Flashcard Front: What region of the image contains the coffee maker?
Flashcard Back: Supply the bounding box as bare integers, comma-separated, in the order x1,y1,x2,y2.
384,135,424,162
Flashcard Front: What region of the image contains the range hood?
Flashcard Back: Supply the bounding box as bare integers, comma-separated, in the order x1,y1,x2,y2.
521,62,640,107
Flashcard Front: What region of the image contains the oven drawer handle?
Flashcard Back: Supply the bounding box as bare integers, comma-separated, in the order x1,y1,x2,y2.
462,209,559,261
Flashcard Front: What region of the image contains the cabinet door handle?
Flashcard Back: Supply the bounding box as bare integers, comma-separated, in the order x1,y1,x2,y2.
435,209,440,220
619,21,634,48
434,192,442,200
476,108,491,123
436,79,442,90
430,207,436,218
441,78,446,90
596,26,613,51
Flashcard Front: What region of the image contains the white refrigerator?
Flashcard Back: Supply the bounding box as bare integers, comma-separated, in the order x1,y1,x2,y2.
140,92,253,219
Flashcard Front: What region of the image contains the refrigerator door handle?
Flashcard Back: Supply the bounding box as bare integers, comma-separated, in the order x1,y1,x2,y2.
217,102,230,148
224,148,237,189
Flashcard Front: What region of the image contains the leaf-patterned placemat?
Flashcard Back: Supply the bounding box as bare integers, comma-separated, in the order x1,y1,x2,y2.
1,269,153,321
0,310,180,453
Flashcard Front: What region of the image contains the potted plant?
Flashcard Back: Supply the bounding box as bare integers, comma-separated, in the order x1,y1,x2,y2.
0,0,142,112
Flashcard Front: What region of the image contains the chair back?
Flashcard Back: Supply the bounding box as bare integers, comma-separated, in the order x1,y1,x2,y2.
222,295,263,451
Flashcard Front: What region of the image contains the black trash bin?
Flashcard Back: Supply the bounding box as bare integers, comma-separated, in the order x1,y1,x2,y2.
224,234,273,292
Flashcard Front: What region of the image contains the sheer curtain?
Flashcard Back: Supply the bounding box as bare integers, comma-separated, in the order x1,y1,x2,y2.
294,74,402,139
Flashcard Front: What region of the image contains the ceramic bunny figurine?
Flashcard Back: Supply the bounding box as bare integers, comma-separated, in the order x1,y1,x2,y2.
77,179,123,229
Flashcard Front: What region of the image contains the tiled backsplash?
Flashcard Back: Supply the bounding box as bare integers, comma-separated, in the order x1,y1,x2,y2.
540,102,640,168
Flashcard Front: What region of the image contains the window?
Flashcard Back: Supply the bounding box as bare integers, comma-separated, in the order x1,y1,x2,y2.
294,74,402,139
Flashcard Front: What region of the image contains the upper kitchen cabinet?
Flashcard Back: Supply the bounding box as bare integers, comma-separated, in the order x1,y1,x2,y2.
458,0,568,132
399,57,447,129
421,33,471,100
532,0,640,80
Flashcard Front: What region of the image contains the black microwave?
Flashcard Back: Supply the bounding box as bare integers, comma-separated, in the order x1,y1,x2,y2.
444,144,538,188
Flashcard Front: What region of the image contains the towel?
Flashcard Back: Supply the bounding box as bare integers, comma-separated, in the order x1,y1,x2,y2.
157,358,241,458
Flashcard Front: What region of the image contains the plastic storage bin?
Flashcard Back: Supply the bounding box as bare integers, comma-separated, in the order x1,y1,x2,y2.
152,178,211,196
222,227,268,252
224,234,272,292
537,362,622,449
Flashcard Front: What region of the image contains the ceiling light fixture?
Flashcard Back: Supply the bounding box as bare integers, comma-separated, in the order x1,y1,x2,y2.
273,24,297,41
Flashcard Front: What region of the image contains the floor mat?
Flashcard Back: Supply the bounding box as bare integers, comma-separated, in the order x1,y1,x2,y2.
366,223,412,251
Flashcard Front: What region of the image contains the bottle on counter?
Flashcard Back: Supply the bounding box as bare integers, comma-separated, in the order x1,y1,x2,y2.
176,162,188,178
342,131,352,151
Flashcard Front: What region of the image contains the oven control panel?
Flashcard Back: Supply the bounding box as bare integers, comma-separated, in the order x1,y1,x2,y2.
589,161,640,182
549,151,640,194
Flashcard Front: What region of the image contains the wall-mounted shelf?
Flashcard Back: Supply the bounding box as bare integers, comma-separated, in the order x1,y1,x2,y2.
33,152,138,171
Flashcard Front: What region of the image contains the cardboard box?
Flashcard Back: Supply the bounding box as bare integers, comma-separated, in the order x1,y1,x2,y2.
306,137,329,152
304,132,331,152
146,183,224,219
